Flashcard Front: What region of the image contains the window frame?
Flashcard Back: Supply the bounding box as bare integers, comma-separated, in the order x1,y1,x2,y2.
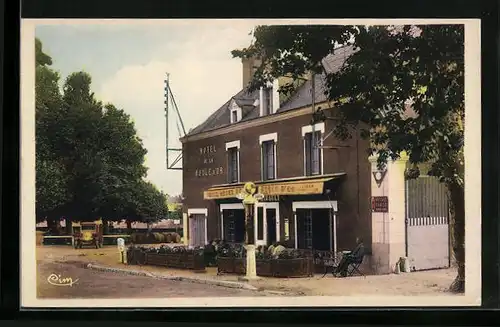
259,133,278,181
225,140,241,183
302,123,325,176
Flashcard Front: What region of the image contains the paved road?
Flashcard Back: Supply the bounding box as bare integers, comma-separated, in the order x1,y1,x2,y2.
37,261,265,298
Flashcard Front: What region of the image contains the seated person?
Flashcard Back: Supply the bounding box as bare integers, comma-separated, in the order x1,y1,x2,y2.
335,237,365,277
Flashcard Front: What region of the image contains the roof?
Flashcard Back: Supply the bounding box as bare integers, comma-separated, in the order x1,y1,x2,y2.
184,45,356,138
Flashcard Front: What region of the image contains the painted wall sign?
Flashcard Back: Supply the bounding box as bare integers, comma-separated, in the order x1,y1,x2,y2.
195,144,224,177
371,196,389,213
203,187,241,200
259,181,324,196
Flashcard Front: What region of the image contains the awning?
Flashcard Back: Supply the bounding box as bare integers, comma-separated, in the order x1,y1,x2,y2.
203,173,345,200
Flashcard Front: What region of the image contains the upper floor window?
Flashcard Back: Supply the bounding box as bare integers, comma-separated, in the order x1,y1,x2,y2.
229,99,242,124
226,140,240,183
259,132,278,181
260,86,273,116
302,123,325,176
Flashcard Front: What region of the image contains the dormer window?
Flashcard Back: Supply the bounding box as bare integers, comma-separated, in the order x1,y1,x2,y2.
229,99,242,124
260,85,273,117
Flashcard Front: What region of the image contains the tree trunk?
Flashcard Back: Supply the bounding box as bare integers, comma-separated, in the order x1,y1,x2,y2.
126,219,132,234
447,181,465,293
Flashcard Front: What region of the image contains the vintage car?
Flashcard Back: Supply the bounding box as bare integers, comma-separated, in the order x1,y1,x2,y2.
72,219,104,249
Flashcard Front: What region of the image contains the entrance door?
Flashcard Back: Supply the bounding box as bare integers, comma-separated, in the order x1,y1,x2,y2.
223,209,245,243
255,203,280,246
266,208,277,245
296,208,332,251
189,214,206,247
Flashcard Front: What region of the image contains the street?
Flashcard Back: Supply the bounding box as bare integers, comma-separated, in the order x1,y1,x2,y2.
37,260,265,298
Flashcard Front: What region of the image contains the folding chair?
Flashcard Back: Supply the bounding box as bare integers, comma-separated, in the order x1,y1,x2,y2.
345,254,365,277
337,246,366,278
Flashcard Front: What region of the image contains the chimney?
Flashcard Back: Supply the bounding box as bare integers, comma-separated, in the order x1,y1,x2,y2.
242,56,261,89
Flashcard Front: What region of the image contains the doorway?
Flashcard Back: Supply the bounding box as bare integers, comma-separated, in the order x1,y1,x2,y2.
222,209,245,243
295,207,334,251
255,202,280,246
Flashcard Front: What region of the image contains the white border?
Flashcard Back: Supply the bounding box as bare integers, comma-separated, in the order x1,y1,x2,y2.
21,18,481,308
187,208,208,245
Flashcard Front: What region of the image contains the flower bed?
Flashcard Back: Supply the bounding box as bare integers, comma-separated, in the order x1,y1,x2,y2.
126,245,205,271
215,242,313,278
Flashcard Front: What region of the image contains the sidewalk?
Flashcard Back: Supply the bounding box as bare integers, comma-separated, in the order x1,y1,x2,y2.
38,245,457,296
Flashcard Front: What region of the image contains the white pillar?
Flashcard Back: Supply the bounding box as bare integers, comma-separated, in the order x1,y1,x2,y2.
369,151,409,274
182,212,189,246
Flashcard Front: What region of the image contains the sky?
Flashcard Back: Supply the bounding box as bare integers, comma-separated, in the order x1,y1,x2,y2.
35,21,256,197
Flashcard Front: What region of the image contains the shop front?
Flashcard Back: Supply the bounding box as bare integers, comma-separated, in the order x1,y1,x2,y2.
203,173,345,251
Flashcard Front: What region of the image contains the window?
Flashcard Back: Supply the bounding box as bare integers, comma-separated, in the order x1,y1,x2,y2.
227,147,239,183
304,131,322,176
261,140,276,180
231,110,238,123
260,86,273,116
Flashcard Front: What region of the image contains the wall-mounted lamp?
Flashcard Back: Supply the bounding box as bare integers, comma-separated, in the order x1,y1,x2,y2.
372,169,387,188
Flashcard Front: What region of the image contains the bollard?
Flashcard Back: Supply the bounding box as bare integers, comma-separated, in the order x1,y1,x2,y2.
117,238,125,263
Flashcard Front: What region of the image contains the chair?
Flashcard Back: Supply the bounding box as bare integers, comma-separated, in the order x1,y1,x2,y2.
321,252,342,278
335,244,366,278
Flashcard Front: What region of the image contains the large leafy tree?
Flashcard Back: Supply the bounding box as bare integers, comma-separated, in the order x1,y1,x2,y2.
233,25,465,292
35,38,168,229
35,38,70,224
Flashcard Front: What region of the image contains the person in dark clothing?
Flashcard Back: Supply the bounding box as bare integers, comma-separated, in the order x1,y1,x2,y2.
335,237,365,277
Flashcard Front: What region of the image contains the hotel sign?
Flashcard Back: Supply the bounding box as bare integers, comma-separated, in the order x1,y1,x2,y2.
195,144,224,178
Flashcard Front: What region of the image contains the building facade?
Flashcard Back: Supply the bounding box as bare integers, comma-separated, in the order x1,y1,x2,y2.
181,46,373,255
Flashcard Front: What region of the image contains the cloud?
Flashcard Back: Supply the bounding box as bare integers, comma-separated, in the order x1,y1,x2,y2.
98,25,253,196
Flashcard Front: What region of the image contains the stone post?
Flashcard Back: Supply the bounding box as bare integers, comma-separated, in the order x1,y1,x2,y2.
237,182,262,281
369,151,409,274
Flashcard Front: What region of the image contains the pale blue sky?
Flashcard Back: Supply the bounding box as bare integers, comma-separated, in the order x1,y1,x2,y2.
35,21,256,196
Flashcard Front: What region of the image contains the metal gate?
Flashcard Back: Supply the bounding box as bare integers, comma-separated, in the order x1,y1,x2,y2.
189,214,206,247
405,176,450,271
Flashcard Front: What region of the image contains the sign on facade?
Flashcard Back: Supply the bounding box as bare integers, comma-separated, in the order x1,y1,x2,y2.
371,196,389,213
203,179,328,200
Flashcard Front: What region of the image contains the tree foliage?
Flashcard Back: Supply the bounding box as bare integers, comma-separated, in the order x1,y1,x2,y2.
35,38,168,226
233,25,465,292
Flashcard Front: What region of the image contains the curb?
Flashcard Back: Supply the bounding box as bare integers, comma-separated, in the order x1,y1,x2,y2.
85,264,258,291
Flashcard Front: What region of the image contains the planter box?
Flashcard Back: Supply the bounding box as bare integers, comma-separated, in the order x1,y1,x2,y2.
217,257,245,275
145,252,205,271
217,256,313,277
127,248,146,265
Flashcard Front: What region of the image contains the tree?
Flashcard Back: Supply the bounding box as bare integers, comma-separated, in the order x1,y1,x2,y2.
233,25,465,292
35,38,168,229
35,38,70,226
